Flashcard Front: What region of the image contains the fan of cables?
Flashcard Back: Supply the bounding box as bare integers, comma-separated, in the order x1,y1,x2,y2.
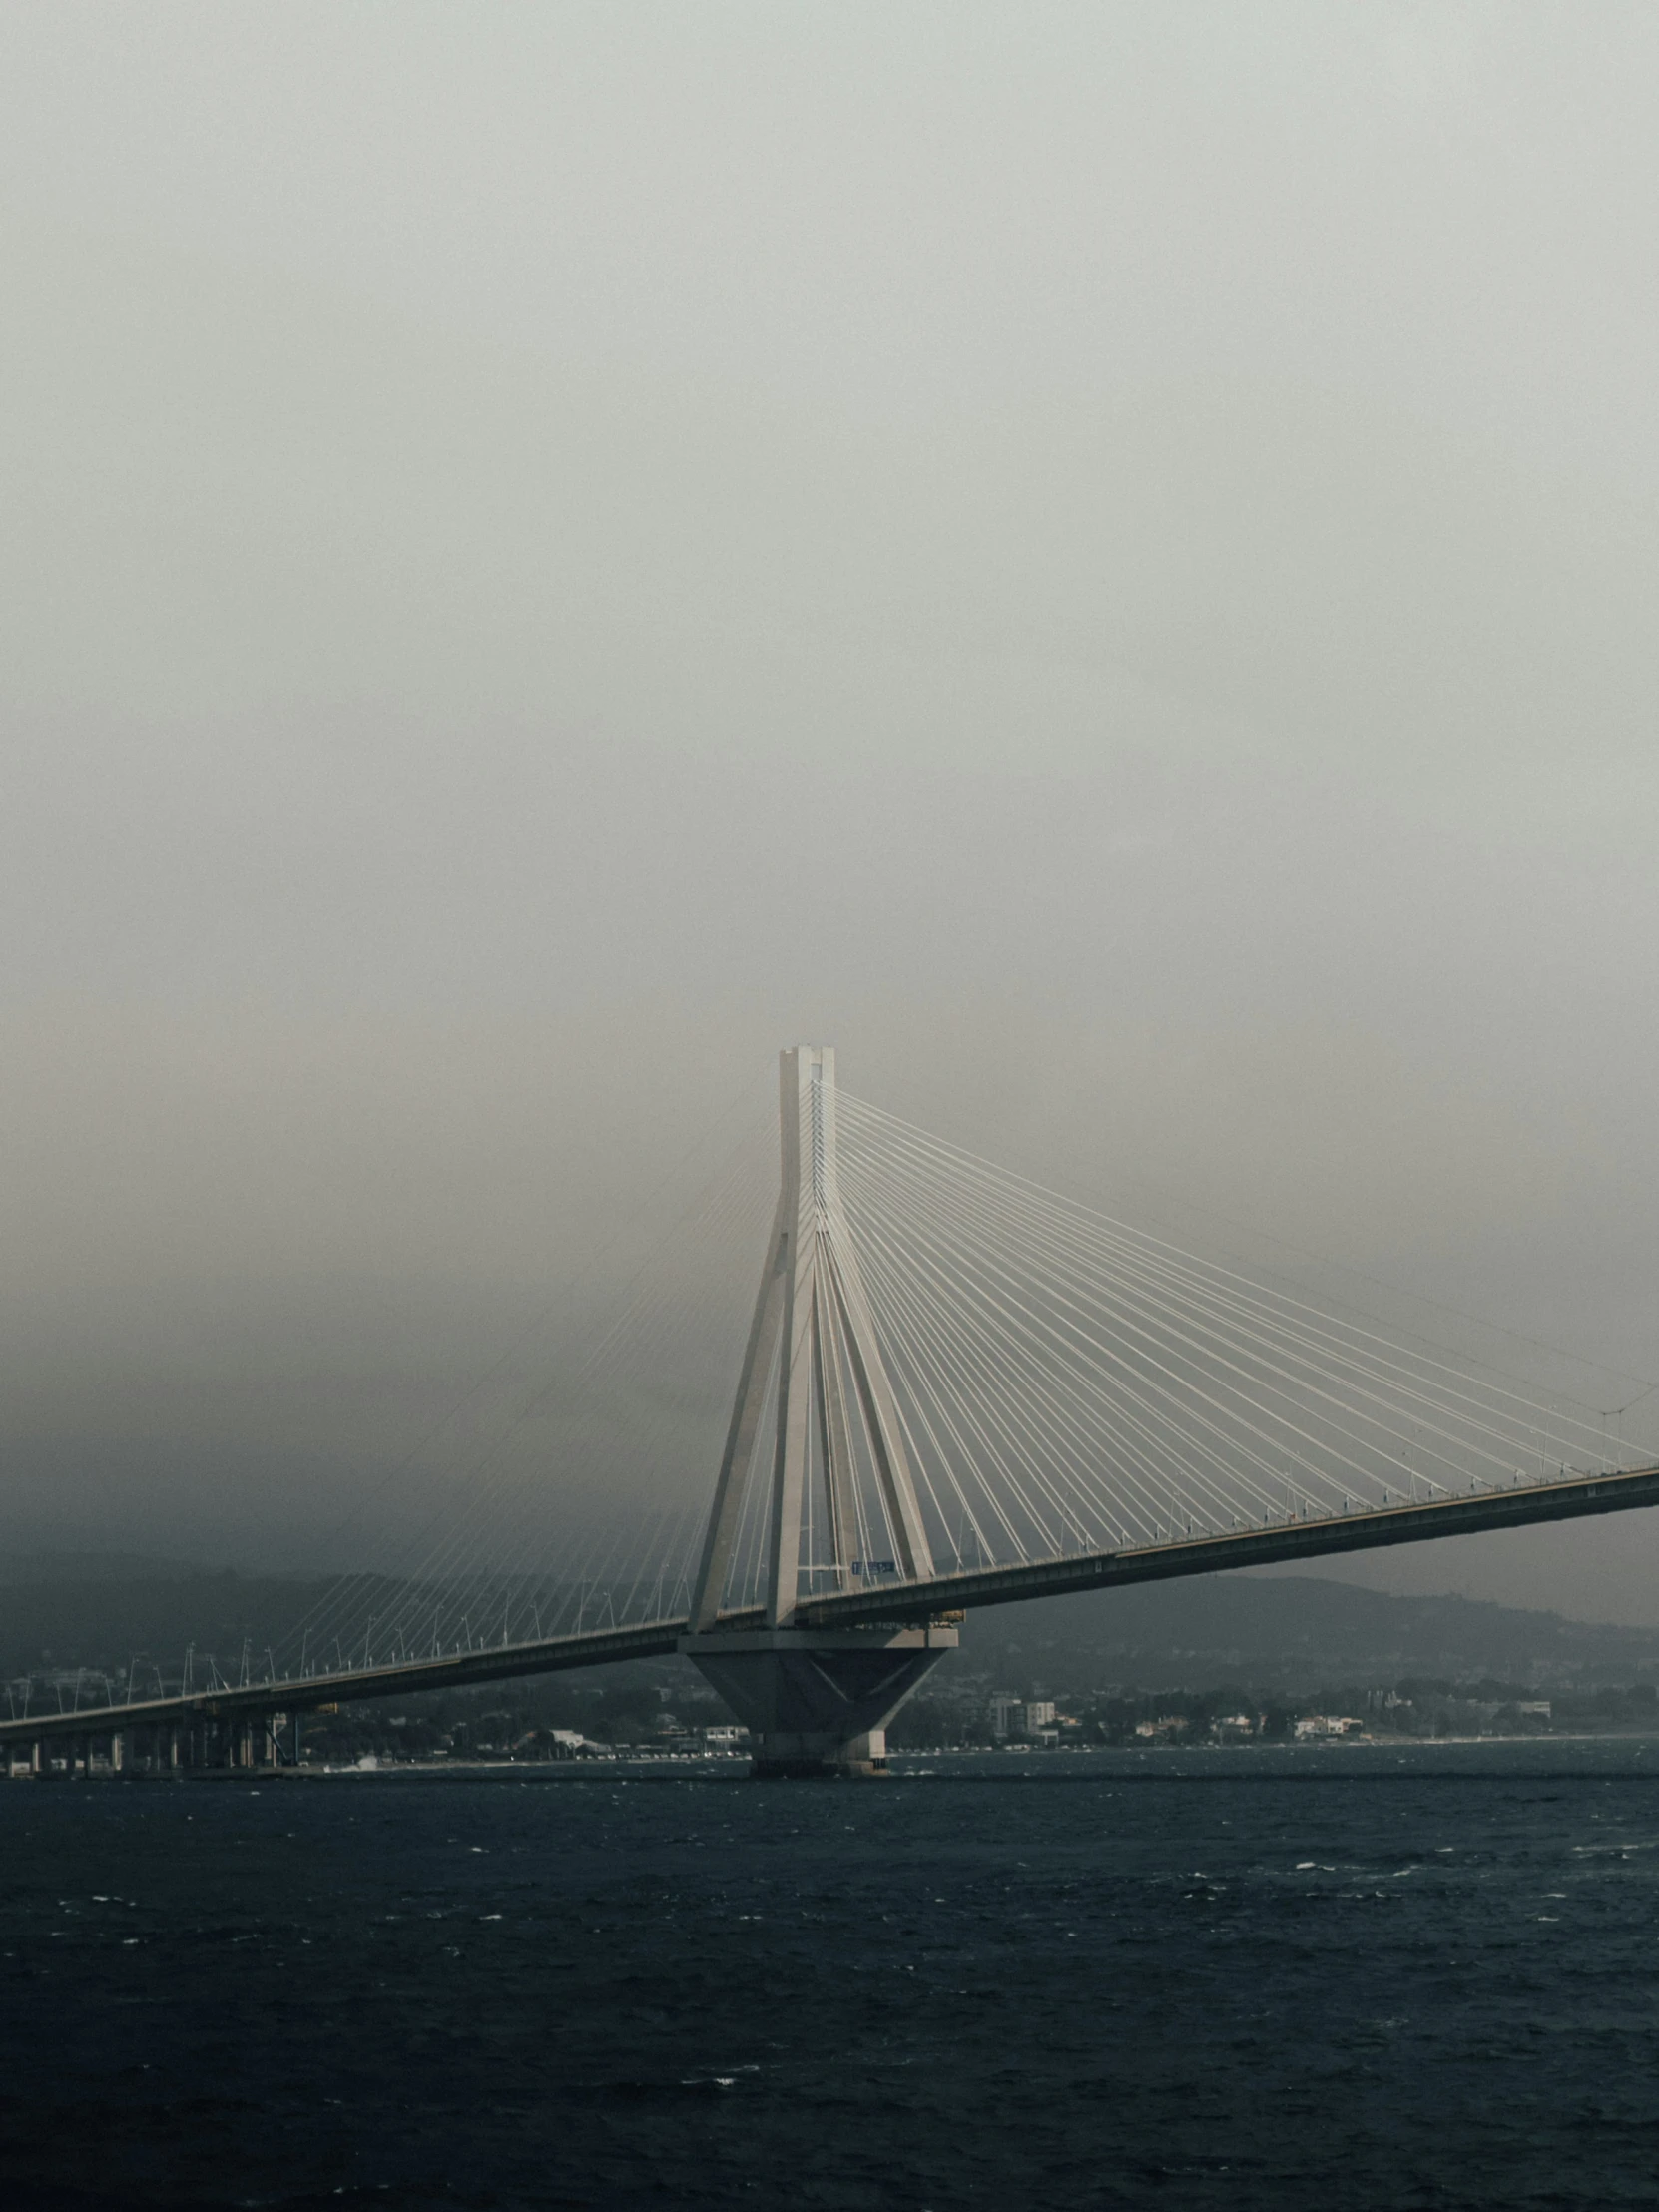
829,1091,1650,1574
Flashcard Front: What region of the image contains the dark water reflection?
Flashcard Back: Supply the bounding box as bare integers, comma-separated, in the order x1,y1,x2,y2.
4,1743,1658,2209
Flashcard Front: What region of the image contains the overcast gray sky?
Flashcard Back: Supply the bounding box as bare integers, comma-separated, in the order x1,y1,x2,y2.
3,4,1658,1618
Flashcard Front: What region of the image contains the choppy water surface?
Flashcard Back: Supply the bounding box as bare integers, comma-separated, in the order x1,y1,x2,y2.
4,1743,1659,2210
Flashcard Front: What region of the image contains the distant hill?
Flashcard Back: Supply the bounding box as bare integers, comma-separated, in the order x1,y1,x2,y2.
5,1556,1659,1698
961,1574,1659,1693
0,1564,336,1684
0,1551,205,1588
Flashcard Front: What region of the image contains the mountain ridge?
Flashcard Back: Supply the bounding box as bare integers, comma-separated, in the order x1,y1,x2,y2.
4,1555,1658,1694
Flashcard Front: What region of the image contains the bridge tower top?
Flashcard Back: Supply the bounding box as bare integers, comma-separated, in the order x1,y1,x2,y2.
782,1043,838,1219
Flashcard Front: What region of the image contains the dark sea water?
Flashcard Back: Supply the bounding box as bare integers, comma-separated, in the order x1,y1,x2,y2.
4,1744,1659,2212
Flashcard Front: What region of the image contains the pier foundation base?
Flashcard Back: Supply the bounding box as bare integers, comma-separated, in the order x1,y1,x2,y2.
681,1621,957,1777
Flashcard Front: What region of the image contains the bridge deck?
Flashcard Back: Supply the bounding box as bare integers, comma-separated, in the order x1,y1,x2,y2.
5,1464,1657,1746
795,1462,1659,1625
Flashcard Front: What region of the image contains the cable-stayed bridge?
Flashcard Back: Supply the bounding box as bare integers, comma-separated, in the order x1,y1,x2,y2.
7,1046,1657,1777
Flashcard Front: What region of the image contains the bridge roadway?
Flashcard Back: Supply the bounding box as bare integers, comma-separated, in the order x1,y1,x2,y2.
6,1462,1659,1755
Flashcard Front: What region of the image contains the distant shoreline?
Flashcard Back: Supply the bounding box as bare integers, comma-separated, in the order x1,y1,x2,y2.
117,1732,1659,1781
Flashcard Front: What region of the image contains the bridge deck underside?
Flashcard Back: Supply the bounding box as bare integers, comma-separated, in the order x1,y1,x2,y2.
6,1464,1657,1746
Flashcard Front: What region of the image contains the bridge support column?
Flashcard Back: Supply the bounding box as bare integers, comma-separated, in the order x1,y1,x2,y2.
685,1049,955,1775
682,1622,957,1777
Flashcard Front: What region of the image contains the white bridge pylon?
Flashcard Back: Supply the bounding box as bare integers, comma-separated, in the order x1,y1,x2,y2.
691,1045,933,1629
682,1047,956,1774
